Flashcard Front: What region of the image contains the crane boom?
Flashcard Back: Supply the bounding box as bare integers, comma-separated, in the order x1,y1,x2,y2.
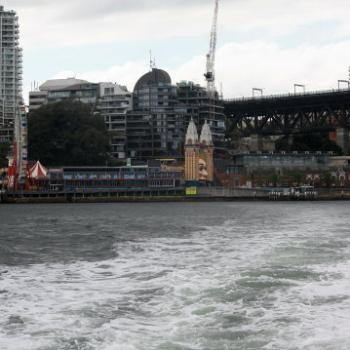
204,0,219,96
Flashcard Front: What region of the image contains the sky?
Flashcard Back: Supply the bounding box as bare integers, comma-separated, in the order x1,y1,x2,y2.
3,0,350,101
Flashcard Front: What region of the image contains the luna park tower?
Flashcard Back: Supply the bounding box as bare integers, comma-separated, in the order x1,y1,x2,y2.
185,119,214,182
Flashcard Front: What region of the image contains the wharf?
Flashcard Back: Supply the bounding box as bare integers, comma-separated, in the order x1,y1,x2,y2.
1,187,185,204
1,187,350,204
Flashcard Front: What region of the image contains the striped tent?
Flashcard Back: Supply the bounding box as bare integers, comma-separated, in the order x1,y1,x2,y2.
28,161,48,180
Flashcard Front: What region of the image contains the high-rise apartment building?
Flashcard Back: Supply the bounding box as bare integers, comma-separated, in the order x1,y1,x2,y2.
29,78,99,111
28,70,227,163
177,81,226,150
29,78,132,160
96,83,132,160
0,6,23,143
127,68,187,160
126,69,226,161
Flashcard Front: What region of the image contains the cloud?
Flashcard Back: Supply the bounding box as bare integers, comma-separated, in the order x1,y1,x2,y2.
4,0,350,50
7,0,350,102
214,41,350,97
42,40,350,99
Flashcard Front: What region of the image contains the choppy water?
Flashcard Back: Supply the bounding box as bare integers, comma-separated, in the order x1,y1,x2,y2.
1,202,350,350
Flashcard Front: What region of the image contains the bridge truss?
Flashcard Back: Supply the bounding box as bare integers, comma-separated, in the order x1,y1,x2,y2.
224,89,350,137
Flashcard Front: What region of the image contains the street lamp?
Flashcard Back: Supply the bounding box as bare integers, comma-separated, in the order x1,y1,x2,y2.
294,84,306,94
252,88,263,98
337,80,350,90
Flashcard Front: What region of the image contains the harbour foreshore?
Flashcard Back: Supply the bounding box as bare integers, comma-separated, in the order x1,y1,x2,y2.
1,187,350,204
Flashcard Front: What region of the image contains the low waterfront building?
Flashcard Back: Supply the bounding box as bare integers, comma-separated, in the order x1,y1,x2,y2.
42,164,183,192
328,156,350,169
233,152,330,172
225,152,350,188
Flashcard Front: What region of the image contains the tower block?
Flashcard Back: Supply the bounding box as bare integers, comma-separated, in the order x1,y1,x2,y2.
185,119,200,181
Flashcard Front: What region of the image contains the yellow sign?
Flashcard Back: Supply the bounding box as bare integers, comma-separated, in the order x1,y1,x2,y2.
186,187,197,196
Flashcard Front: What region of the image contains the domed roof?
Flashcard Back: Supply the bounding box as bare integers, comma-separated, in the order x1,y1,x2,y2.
200,121,213,145
185,118,199,145
134,68,171,92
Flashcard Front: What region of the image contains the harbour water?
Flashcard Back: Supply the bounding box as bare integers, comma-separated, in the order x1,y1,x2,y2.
1,202,350,350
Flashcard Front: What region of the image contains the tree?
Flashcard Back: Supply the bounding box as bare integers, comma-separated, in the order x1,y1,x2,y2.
28,101,110,166
276,133,343,155
291,171,304,186
321,172,333,188
0,142,10,168
270,172,280,187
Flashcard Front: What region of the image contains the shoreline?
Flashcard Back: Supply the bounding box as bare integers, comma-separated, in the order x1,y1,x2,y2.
1,194,350,204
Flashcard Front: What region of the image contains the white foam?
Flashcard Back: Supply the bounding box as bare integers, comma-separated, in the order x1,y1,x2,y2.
1,204,350,349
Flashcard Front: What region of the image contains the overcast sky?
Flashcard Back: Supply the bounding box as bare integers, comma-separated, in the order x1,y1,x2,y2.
3,0,350,101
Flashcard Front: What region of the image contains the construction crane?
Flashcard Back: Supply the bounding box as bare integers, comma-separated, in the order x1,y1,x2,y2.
204,0,219,97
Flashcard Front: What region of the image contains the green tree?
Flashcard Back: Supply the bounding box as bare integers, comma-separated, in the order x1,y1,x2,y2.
291,171,303,186
270,173,280,187
0,142,10,168
321,172,333,188
276,133,343,155
28,101,110,166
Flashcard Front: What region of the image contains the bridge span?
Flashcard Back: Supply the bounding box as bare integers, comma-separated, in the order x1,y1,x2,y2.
224,89,350,152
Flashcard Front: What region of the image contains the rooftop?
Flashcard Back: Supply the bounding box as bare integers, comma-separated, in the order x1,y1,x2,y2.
134,68,171,92
40,78,90,92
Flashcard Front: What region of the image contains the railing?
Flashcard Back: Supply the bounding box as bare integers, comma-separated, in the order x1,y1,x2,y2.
224,87,350,103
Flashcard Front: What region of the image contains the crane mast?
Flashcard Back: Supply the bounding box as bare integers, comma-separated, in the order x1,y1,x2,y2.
204,0,219,97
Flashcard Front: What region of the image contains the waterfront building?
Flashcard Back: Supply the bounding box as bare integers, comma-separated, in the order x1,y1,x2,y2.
28,91,48,112
96,84,132,160
127,68,187,160
0,98,10,142
29,78,99,111
127,68,226,161
0,6,23,143
29,70,226,163
233,152,330,172
177,81,226,151
40,164,183,192
29,78,132,159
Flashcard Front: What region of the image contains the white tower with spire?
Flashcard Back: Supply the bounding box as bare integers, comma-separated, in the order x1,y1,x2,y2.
200,120,213,146
184,119,215,183
200,121,214,182
185,119,200,181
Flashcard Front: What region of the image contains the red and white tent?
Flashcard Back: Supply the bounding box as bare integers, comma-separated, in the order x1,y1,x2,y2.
28,161,48,180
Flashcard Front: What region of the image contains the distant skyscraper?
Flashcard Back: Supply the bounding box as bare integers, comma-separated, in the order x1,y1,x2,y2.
0,6,23,143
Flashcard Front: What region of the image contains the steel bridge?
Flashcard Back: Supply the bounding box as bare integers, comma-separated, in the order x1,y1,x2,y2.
224,89,350,137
